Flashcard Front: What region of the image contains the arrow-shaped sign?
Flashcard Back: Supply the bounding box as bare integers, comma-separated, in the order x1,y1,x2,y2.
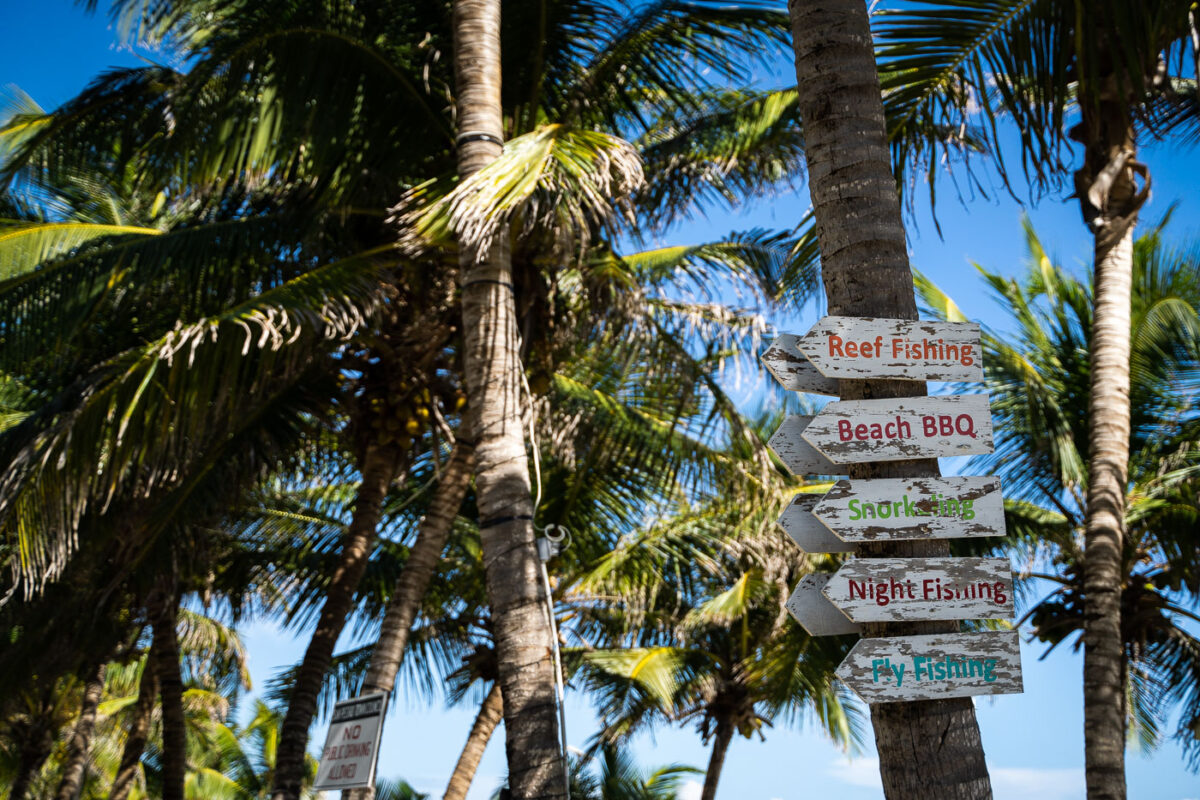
761,334,841,396
836,631,1023,703
822,557,1014,623
801,394,994,464
814,477,1006,542
796,317,983,382
768,415,845,476
778,494,853,554
786,573,862,636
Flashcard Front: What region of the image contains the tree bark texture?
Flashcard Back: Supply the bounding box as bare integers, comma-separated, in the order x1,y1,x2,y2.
154,599,187,800
443,682,504,800
271,443,402,800
9,725,53,800
109,652,158,800
343,440,475,800
1077,92,1139,800
52,663,106,800
364,440,475,696
699,721,733,800
786,1,992,797
453,1,566,798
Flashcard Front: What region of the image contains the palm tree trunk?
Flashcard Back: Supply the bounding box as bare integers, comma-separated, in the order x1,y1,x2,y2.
363,439,475,697
52,662,106,800
10,737,51,800
699,721,734,800
1078,105,1139,800
110,648,159,800
786,1,992,797
271,442,402,800
453,2,565,798
155,597,187,800
10,688,57,800
443,683,504,800
1082,221,1133,800
343,440,475,800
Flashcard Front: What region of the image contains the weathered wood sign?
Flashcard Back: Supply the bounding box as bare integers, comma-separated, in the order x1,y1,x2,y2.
767,415,845,476
814,477,1006,542
836,631,1023,703
761,334,841,395
778,494,853,554
801,394,994,463
822,557,1014,623
786,573,862,636
796,316,983,382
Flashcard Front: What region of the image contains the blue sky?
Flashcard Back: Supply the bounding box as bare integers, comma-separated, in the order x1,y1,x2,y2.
3,1,1200,799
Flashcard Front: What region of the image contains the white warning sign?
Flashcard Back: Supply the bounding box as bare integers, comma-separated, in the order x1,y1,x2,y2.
312,692,388,790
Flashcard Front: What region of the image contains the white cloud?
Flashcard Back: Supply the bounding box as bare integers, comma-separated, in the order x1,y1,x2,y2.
826,759,1085,800
677,779,703,800
992,766,1084,800
827,757,883,790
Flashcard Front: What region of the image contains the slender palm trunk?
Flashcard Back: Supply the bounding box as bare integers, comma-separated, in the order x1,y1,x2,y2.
364,440,475,697
786,1,992,797
10,737,51,800
1082,221,1133,800
271,443,402,800
443,683,504,800
453,1,565,798
10,689,57,800
699,721,733,800
343,440,475,800
155,597,187,800
110,652,158,800
1078,99,1140,799
52,663,106,800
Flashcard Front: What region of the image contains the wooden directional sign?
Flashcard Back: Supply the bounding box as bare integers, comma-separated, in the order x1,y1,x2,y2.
786,573,862,636
801,394,994,463
814,477,1006,543
778,494,852,554
796,317,983,382
822,557,1014,623
768,415,845,476
836,631,1023,703
761,334,841,396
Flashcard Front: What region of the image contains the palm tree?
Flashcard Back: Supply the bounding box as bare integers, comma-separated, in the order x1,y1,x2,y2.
877,4,1200,794
783,1,993,796
570,435,860,800
497,743,695,800
918,216,1200,772
3,3,812,793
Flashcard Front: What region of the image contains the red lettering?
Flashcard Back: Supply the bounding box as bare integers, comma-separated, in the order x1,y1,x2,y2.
838,419,853,441
855,423,868,439
343,724,362,741
844,340,858,357
892,338,904,358
859,340,873,357
955,414,976,437
828,334,844,357
939,415,954,436
896,417,911,438
922,415,937,437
